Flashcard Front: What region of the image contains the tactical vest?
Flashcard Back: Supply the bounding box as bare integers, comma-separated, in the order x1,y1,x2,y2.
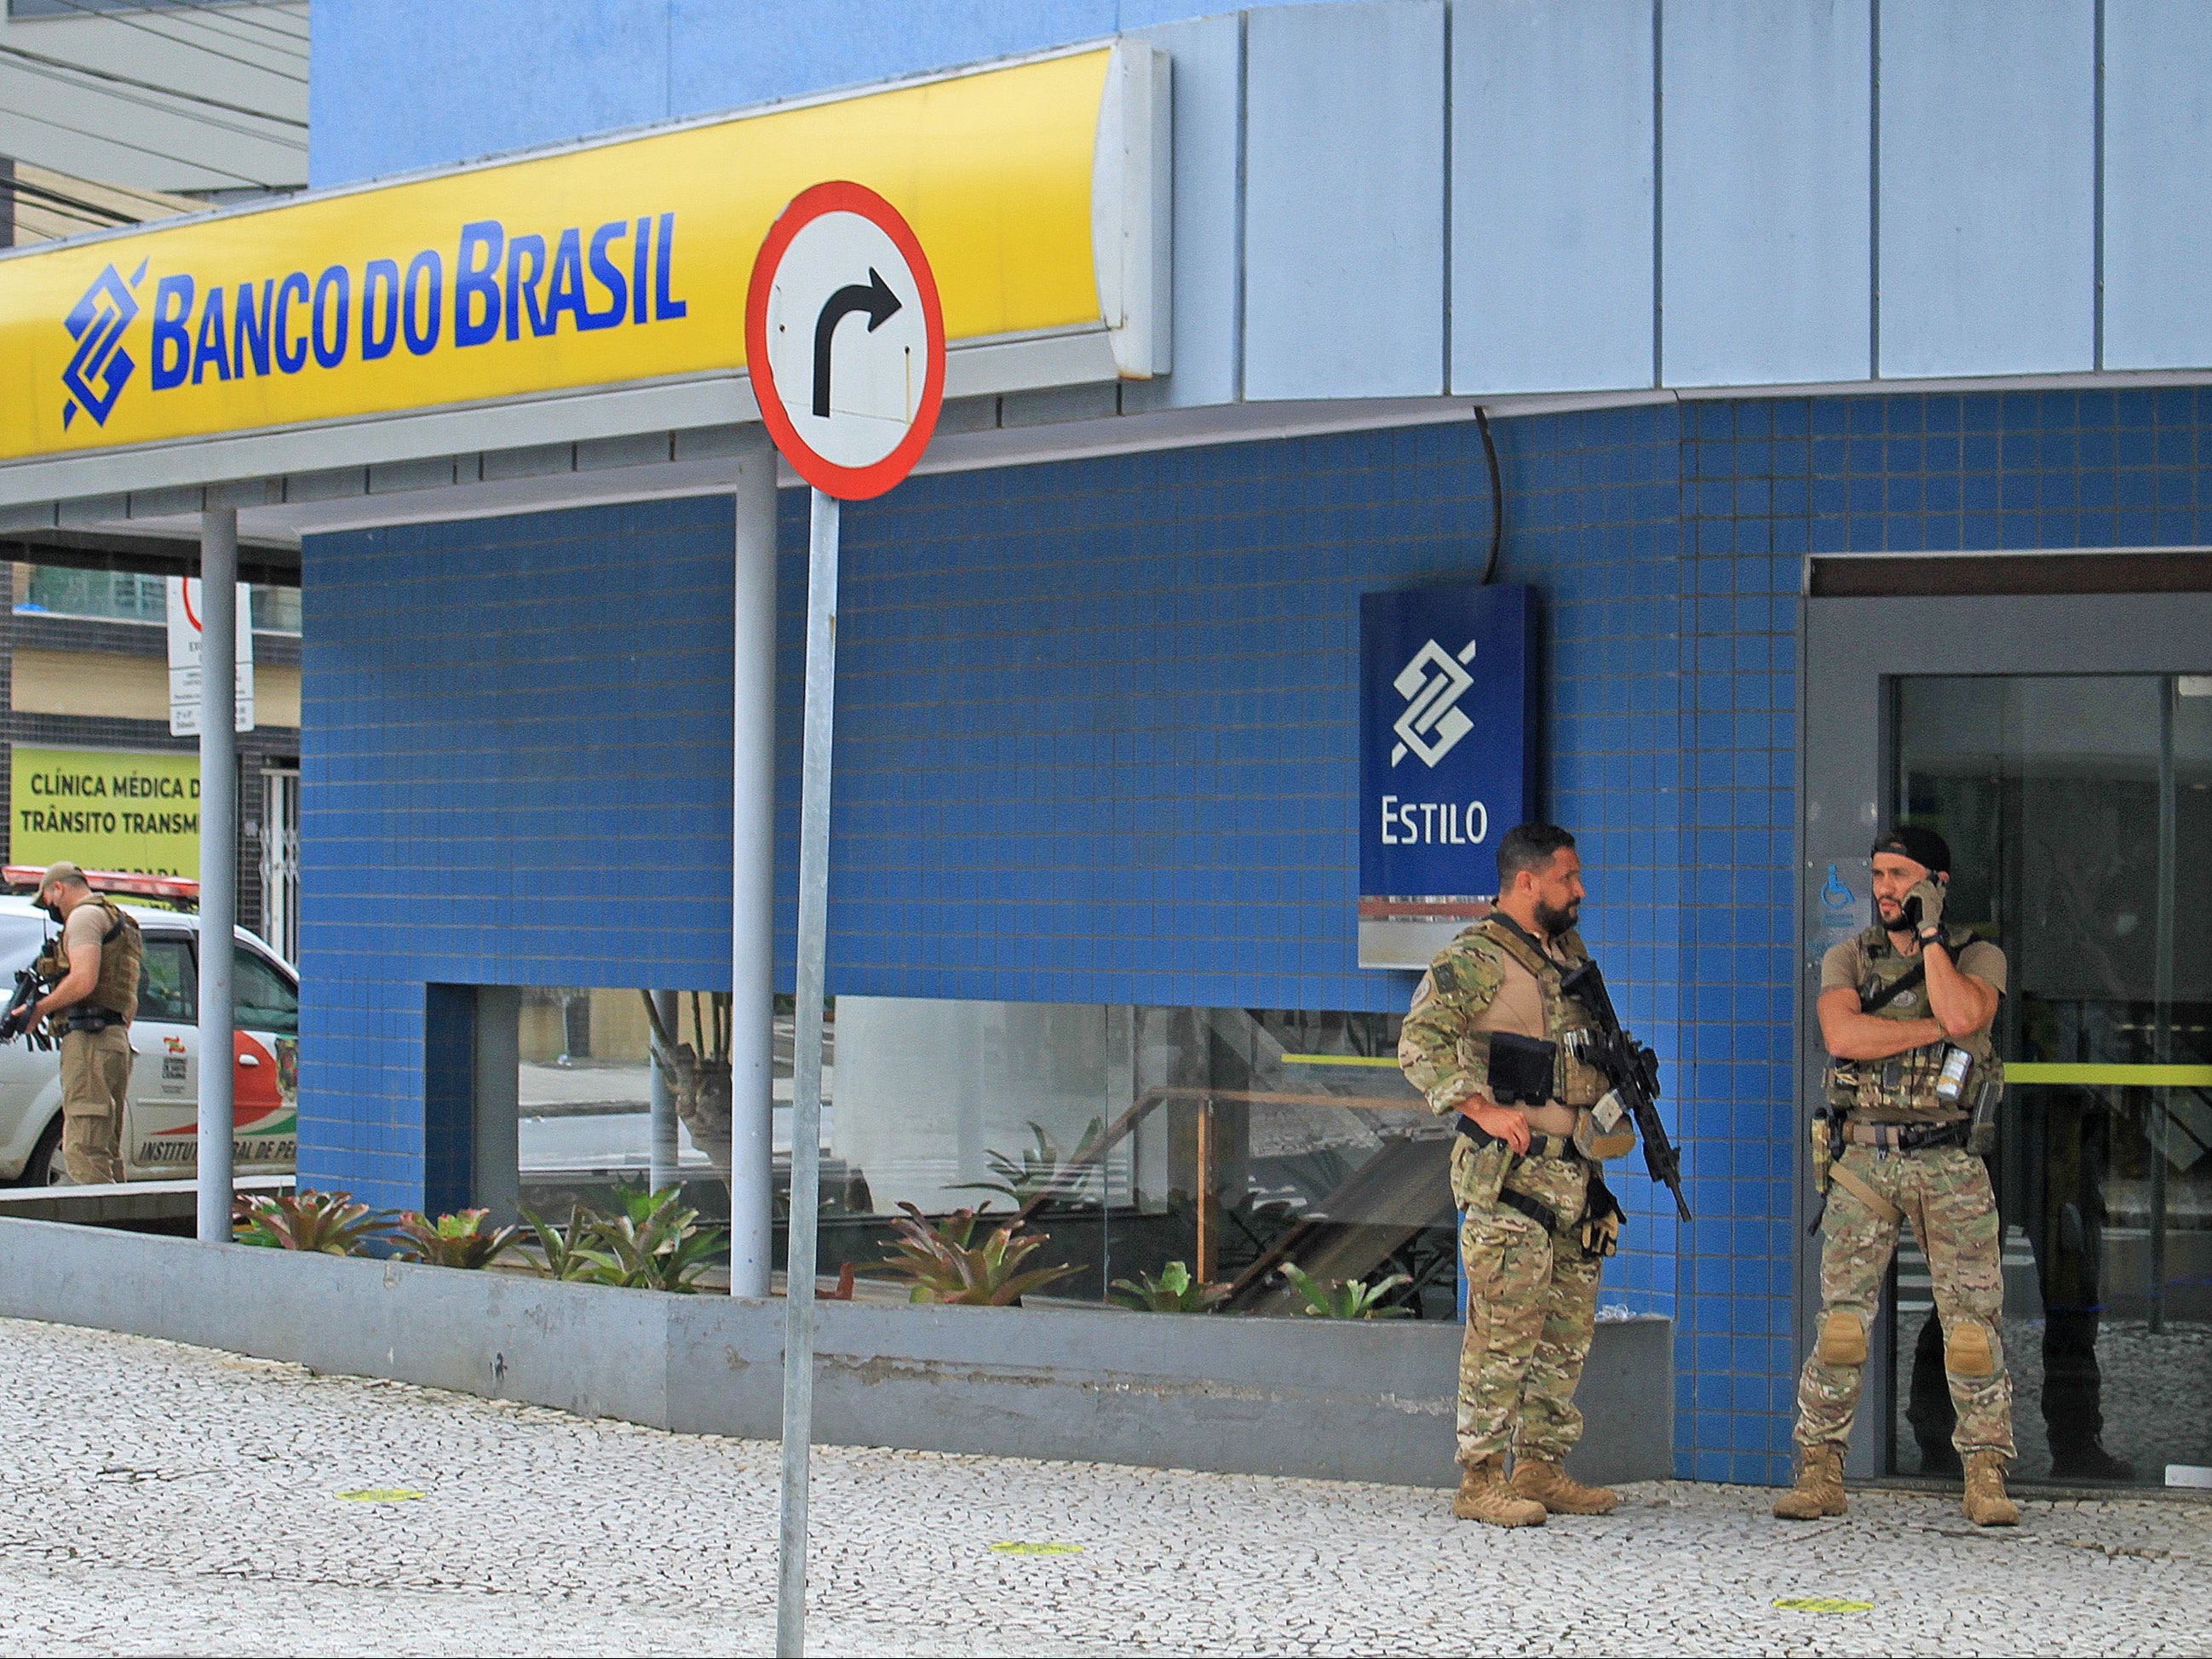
56,895,142,1022
1475,916,1610,1109
1826,922,2000,1122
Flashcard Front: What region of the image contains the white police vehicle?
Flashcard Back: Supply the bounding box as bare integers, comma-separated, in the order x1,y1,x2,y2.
0,887,298,1186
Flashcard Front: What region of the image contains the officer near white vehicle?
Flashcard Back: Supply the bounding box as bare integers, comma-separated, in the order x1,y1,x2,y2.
0,863,142,1185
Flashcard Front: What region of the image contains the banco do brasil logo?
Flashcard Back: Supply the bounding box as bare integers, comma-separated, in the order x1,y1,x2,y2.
62,259,147,430
1389,636,1479,768
48,212,688,440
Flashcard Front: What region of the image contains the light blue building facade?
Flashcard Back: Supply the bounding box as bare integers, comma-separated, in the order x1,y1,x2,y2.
290,2,2212,1485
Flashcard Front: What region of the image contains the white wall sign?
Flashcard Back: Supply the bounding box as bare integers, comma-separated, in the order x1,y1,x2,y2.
164,577,254,737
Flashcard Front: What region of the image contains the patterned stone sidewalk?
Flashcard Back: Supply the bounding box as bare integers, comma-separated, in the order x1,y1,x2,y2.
0,1317,2203,1656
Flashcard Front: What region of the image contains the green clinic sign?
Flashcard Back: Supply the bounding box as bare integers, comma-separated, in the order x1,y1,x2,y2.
11,747,199,875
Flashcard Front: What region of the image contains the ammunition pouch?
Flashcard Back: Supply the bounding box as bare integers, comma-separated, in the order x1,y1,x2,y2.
1573,1091,1637,1162
1966,1072,2003,1157
1809,1113,1835,1193
1485,1031,1556,1108
1821,1060,1859,1115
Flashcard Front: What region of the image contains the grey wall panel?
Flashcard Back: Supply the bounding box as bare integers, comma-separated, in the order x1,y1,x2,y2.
0,1218,1676,1491
1451,0,1654,395
2103,1,2212,370
1662,0,1872,387
1878,0,2096,378
1126,14,1242,412
1243,0,1447,401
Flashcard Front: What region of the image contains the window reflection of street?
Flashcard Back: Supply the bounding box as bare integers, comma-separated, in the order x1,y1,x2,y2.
1893,674,2211,1484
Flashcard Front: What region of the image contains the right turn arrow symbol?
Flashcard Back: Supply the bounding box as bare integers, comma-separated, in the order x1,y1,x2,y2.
811,268,903,418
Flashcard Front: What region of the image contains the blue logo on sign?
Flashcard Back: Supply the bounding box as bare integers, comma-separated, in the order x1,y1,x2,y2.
61,259,147,429
1360,582,1535,900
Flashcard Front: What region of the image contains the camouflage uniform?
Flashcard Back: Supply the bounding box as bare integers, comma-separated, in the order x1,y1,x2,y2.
1400,917,1612,1467
54,896,140,1187
1795,925,2014,1459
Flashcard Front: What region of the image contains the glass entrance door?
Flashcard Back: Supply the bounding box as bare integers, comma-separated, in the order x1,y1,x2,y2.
1889,674,2212,1485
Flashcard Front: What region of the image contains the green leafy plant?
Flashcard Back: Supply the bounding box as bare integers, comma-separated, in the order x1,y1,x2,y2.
521,1186,726,1294
1281,1265,1414,1320
572,1186,727,1294
392,1208,526,1271
1109,1259,1228,1313
875,1203,1077,1306
233,1190,394,1255
520,1205,604,1282
952,1118,1107,1208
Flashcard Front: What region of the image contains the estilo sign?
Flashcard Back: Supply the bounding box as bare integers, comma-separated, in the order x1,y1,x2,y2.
1358,581,1535,969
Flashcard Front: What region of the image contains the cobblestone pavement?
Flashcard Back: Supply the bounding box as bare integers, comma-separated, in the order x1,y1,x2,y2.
0,1317,2205,1656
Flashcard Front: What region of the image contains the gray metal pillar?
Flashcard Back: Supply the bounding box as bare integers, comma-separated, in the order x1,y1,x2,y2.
473,986,522,1225
777,485,838,1659
648,988,681,1194
730,431,779,1296
195,506,238,1243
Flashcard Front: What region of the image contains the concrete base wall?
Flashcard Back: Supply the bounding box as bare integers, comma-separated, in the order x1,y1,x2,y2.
0,1217,1673,1489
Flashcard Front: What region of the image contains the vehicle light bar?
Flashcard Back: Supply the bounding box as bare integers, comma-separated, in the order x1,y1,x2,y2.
1,866,200,909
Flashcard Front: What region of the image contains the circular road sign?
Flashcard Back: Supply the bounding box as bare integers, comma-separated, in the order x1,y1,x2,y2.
745,181,946,501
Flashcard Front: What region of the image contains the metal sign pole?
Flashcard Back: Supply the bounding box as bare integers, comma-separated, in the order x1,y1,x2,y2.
196,506,238,1243
775,485,839,1658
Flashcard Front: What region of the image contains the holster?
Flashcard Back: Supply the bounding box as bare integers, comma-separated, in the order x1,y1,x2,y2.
1809,1114,1834,1193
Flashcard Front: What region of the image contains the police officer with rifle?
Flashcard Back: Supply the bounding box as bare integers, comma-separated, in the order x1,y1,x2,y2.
1399,822,1689,1528
0,863,141,1184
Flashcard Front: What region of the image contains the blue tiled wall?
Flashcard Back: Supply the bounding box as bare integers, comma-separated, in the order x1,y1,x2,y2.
299,385,2212,1482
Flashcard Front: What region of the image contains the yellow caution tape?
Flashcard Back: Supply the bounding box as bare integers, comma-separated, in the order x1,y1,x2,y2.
1281,1053,1399,1068
338,1488,425,1502
990,1541,1083,1555
1772,1597,1873,1614
2007,1064,2212,1088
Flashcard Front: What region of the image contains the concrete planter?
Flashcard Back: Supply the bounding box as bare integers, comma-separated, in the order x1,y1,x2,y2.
0,1215,1672,1489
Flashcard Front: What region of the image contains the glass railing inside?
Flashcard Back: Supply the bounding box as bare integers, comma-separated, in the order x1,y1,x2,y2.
501,990,1459,1319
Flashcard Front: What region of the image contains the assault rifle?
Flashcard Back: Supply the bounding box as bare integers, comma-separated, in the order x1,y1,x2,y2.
1560,958,1693,1222
0,962,54,1050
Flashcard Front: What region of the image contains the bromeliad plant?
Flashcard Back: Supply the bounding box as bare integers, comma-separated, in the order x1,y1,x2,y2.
952,1118,1109,1208
392,1208,526,1271
875,1203,1077,1306
520,1185,727,1294
233,1190,396,1254
1108,1259,1228,1313
1281,1265,1414,1320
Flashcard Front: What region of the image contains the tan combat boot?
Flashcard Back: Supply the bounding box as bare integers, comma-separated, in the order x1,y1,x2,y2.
1510,1457,1619,1515
1772,1443,1848,1519
1452,1454,1547,1527
1962,1450,2020,1528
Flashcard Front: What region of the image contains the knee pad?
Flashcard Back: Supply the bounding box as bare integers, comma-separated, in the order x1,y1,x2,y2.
1817,1311,1867,1367
1945,1321,1996,1378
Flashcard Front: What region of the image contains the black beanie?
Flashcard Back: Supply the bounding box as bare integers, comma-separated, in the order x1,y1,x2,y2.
1872,824,1951,875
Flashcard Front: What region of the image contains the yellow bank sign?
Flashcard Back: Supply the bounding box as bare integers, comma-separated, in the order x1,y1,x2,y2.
11,747,200,876
0,45,1163,466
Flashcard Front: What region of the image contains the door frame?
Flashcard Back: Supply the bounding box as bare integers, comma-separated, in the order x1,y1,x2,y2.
1801,588,2212,1478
